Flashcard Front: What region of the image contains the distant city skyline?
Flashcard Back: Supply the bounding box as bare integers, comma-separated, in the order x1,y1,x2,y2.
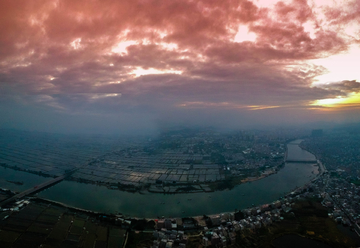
1,0,359,134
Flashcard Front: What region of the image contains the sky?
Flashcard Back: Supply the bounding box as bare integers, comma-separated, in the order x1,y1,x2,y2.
0,0,360,134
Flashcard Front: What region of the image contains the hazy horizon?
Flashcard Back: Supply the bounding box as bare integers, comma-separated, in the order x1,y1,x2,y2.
1,0,360,135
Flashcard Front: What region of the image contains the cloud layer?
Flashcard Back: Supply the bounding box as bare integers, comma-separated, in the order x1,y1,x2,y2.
1,0,360,133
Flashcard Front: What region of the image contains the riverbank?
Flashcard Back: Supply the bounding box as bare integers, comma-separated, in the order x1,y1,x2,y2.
240,165,281,183
2,191,358,248
0,138,320,218
34,161,318,218
0,160,284,195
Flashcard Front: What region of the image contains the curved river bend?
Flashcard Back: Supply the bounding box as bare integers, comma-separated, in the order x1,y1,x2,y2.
2,140,318,218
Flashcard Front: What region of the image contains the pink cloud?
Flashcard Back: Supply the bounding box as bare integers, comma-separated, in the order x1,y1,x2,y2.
1,0,360,132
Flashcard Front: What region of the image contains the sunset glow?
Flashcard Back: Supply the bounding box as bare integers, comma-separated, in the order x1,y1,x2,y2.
0,0,360,132
312,92,360,108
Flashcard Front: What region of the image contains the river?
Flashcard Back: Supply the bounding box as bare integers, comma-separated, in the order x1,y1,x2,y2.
2,139,318,218
0,168,49,192
286,139,317,162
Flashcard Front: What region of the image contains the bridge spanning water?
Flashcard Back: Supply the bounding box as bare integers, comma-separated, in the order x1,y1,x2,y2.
285,159,317,163
285,139,317,163
0,169,77,207
1,139,320,217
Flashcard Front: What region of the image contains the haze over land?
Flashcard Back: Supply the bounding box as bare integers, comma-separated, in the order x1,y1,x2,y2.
1,0,360,134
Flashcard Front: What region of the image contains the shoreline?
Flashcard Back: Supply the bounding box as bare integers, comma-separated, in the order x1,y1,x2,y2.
1,166,322,220
0,140,322,219
0,161,284,195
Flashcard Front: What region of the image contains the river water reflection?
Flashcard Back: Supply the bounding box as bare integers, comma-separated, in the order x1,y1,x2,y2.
1,139,318,218
286,139,317,161
0,167,49,192
37,139,318,218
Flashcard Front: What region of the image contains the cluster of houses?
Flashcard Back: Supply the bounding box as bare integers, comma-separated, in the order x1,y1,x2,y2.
148,168,360,248
318,176,360,234
150,198,291,248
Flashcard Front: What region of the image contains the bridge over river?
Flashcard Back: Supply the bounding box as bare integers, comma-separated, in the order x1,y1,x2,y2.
285,159,317,163
285,139,317,163
0,168,77,207
1,139,323,217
